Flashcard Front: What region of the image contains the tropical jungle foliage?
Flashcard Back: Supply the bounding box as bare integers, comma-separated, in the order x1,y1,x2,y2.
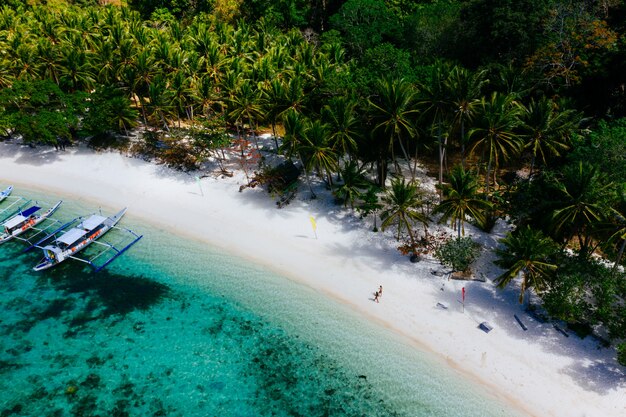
0,0,625,363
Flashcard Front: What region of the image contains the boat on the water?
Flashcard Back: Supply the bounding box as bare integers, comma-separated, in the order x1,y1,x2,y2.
33,208,131,271
0,201,62,244
0,186,13,203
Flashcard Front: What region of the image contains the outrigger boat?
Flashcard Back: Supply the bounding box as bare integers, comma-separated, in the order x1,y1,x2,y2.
0,191,29,224
29,208,142,272
0,186,13,203
0,201,62,244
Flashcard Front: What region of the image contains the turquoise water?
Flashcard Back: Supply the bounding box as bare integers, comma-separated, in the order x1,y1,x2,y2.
0,188,524,417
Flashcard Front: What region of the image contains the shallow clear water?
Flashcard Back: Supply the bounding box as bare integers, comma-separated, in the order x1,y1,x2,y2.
0,188,523,416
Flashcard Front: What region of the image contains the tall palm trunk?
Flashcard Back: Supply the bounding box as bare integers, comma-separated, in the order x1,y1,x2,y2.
412,142,420,178
389,137,401,176
397,135,415,180
160,113,170,132
529,154,537,177
613,239,626,273
137,95,148,128
402,213,417,248
438,125,444,190
271,122,279,152
248,117,260,153
461,120,466,169
298,152,316,199
376,157,388,188
485,158,492,198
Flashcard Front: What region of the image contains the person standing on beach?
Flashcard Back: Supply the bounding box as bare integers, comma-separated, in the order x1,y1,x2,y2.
373,285,383,303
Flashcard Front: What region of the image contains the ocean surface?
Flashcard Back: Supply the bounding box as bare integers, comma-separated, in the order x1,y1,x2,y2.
0,187,524,417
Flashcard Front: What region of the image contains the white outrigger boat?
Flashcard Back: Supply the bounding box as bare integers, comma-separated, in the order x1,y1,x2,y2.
0,201,62,244
0,188,29,224
28,208,142,272
0,186,13,203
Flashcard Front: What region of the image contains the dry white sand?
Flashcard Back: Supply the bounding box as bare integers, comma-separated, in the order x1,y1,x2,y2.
1,141,624,417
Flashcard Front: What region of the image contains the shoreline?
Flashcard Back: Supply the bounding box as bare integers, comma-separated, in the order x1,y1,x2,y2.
1,143,624,417
5,165,532,417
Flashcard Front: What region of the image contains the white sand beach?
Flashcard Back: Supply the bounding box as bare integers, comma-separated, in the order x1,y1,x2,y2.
0,141,624,417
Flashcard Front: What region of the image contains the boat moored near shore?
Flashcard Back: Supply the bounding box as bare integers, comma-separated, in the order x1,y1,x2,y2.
30,208,142,272
0,201,62,244
0,186,13,203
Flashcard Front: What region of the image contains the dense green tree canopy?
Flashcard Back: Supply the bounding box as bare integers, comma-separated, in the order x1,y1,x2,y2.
1,0,626,358
0,79,84,146
329,0,400,56
457,0,553,66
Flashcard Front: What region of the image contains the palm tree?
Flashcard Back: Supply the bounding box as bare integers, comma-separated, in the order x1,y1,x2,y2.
114,37,139,83
147,75,172,130
334,160,369,209
261,78,288,152
418,62,454,189
192,75,224,119
494,226,558,304
283,75,307,114
281,109,315,198
608,204,626,273
13,41,42,81
492,63,531,97
204,42,228,86
57,47,95,92
228,79,263,152
521,97,580,175
169,70,193,126
152,32,173,72
302,119,338,187
252,55,276,90
552,162,612,257
359,186,383,232
37,38,61,85
322,95,360,162
109,95,139,136
433,166,492,238
131,49,156,126
380,178,429,248
0,6,18,32
0,62,13,88
608,208,626,273
92,38,117,85
370,77,419,179
446,66,487,168
469,92,524,196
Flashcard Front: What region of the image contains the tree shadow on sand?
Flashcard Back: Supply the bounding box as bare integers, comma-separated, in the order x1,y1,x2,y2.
562,358,626,394
316,215,626,396
0,142,64,166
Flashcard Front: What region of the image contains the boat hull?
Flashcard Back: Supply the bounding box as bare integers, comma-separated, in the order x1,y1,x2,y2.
0,201,62,244
32,208,127,272
33,259,56,271
0,186,13,203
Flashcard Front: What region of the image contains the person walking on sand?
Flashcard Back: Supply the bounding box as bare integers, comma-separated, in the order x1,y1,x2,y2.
378,285,383,298
373,290,380,303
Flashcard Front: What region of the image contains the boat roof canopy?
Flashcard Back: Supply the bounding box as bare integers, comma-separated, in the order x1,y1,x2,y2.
81,215,107,231
57,228,87,246
4,215,26,229
21,206,41,217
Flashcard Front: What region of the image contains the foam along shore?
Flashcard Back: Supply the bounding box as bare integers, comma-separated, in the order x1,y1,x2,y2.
0,141,624,417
